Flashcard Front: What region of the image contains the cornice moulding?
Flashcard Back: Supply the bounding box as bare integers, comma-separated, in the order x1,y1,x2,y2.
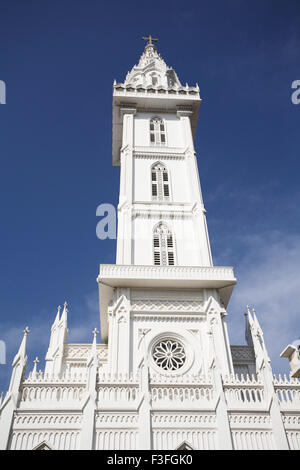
97,265,236,342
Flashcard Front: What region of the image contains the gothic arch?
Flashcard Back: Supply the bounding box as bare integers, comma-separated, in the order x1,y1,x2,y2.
149,116,166,146
151,161,170,201
153,221,175,266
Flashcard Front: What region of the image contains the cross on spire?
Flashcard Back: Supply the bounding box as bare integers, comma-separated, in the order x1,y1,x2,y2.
142,35,158,46
93,328,99,338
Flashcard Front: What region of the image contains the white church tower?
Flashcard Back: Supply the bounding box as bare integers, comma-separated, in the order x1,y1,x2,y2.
1,38,300,451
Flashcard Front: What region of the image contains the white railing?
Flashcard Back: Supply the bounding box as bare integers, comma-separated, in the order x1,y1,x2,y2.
272,374,300,408
150,372,211,385
97,372,139,384
273,374,300,385
275,387,300,407
25,371,87,384
223,373,261,386
224,386,265,408
223,375,265,408
20,385,85,404
151,386,214,403
97,386,139,404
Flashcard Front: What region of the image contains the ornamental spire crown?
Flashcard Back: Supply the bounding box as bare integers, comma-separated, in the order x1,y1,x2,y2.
124,37,181,89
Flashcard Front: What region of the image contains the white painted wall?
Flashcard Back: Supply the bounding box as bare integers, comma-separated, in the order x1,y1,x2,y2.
134,113,184,149
133,157,191,203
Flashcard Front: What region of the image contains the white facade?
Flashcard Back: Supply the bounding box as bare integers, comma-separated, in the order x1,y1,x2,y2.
0,40,300,451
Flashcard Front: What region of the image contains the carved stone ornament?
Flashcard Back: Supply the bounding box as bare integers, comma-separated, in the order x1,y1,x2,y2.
152,339,186,371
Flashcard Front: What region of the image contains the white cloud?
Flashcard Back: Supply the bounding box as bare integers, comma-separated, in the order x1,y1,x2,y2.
226,231,300,373
67,291,100,343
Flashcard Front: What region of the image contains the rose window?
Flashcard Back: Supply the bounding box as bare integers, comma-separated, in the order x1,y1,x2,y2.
152,339,186,371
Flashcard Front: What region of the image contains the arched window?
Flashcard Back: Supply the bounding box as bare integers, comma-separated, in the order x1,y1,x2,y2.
153,222,175,266
151,73,158,86
151,162,170,201
150,117,166,146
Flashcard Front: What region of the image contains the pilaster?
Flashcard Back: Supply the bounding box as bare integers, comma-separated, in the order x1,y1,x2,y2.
138,357,152,450
80,330,99,450
107,288,131,375
0,328,29,450
207,328,233,450
116,107,136,265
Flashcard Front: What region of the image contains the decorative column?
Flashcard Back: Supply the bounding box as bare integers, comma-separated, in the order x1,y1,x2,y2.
138,353,152,450
205,295,232,375
107,288,131,375
207,328,233,450
80,329,99,450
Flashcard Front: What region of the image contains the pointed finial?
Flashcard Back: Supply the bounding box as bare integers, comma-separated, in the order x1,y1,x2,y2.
23,327,30,336
13,326,30,363
32,357,39,375
63,301,68,311
54,305,61,324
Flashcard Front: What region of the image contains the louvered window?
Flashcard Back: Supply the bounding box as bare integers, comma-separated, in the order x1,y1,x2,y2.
150,117,166,146
153,222,175,266
151,163,170,201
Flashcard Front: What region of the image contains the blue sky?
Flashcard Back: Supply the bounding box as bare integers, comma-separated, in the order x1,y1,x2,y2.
0,0,299,391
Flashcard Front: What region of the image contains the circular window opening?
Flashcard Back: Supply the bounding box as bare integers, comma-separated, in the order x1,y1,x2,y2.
152,339,186,371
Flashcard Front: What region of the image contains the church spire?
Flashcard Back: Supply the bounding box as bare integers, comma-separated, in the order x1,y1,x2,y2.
15,326,29,361
123,37,181,88
45,302,69,375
